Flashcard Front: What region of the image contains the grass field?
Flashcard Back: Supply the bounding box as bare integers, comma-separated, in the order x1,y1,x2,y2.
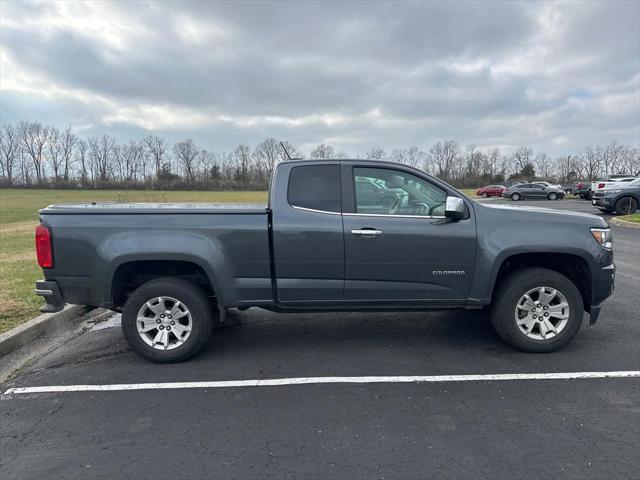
619,213,640,223
0,187,480,334
0,189,268,334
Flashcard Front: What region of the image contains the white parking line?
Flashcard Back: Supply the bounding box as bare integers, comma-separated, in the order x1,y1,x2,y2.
4,371,639,395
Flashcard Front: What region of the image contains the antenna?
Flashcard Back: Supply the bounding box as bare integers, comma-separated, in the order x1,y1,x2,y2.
280,141,292,161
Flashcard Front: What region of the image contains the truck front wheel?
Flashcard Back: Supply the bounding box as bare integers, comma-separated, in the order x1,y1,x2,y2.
490,268,584,352
121,277,214,363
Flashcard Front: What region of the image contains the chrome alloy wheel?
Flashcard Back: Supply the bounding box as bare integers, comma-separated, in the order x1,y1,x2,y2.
514,287,570,340
136,296,192,350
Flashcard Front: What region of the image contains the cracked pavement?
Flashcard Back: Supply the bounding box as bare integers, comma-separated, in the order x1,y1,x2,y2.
1,199,639,479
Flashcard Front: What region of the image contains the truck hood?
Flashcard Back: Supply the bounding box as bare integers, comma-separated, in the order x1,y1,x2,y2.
478,202,608,228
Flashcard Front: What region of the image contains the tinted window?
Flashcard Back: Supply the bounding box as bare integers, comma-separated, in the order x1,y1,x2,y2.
353,167,447,216
288,165,341,212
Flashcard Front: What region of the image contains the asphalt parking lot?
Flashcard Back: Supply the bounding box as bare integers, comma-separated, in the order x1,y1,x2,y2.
1,198,639,480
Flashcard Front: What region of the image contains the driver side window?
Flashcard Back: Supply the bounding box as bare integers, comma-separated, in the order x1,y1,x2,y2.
353,167,447,216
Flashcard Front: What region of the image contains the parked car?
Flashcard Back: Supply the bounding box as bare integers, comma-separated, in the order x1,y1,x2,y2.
592,178,640,214
35,159,614,362
476,185,505,198
355,177,408,209
573,181,591,199
502,183,564,201
588,175,636,199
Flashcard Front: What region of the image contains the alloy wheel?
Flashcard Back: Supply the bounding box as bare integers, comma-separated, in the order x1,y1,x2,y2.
136,296,193,350
514,286,570,340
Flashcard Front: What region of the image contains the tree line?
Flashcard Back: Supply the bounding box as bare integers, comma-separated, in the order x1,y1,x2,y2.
1,121,638,190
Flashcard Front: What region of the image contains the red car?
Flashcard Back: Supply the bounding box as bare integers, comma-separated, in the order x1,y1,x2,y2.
476,185,505,197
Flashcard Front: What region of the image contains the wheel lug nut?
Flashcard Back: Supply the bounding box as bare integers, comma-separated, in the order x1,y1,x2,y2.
167,326,171,331
156,319,161,324
160,314,165,318
532,308,536,312
545,313,549,317
170,321,175,325
168,315,172,319
159,325,164,330
533,315,537,319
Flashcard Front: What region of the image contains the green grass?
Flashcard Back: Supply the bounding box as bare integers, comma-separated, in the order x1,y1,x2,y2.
0,189,267,334
619,213,640,223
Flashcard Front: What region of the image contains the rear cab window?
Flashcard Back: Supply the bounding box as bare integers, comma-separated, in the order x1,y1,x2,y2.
287,165,341,212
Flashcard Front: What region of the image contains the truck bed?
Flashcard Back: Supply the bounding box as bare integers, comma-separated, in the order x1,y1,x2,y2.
40,203,267,215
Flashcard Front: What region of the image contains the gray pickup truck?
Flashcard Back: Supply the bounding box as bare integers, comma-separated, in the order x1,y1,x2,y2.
35,159,615,362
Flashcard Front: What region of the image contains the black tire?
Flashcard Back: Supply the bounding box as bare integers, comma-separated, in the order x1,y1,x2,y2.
122,277,214,363
614,196,639,215
547,192,558,200
490,268,584,353
511,193,521,201
481,192,489,198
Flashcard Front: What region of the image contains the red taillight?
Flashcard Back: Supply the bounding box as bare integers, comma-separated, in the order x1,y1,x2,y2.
35,224,53,268
598,183,605,189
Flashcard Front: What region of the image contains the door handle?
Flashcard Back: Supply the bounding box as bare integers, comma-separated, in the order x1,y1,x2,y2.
351,229,383,236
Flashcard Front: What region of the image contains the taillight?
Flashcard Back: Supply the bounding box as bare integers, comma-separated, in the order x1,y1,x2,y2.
35,224,53,268
598,183,605,189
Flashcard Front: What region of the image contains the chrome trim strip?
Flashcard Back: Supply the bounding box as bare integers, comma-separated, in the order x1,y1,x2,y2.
602,264,615,270
291,205,446,219
34,289,53,296
290,205,341,216
351,229,383,236
343,212,445,219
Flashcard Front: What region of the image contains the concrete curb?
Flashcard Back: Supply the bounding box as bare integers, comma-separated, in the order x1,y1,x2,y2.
609,217,640,228
0,305,92,356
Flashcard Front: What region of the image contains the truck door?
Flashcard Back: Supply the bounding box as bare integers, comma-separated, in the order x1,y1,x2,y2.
270,162,344,303
341,164,476,303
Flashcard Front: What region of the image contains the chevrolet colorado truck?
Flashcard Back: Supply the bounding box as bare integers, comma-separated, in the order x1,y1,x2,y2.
35,160,615,362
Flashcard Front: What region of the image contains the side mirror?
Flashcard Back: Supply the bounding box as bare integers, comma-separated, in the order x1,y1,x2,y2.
445,196,465,220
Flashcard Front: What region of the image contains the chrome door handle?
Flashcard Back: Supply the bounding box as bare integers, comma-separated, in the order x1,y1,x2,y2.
351,229,383,236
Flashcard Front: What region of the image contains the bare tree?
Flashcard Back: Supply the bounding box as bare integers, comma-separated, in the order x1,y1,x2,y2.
88,135,116,182
143,135,168,178
173,138,199,181
46,127,64,180
18,121,49,183
59,126,77,180
512,146,534,172
254,138,280,182
0,124,20,185
233,144,251,185
76,140,89,184
367,147,387,160
429,140,459,181
310,144,335,159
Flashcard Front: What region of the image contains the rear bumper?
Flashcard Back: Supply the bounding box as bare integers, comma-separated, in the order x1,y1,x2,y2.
35,280,65,313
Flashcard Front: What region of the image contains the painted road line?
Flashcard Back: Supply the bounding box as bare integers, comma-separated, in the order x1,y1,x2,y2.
4,371,640,395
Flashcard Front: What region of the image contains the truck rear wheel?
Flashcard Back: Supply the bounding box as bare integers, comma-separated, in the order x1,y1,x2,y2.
490,268,584,352
122,277,214,363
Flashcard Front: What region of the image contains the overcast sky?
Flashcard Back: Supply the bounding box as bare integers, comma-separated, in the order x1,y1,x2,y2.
1,0,638,156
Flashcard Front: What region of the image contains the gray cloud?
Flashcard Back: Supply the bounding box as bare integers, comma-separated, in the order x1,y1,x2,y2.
1,0,638,155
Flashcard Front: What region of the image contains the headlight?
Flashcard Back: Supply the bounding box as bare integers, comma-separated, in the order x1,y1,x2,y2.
591,228,612,250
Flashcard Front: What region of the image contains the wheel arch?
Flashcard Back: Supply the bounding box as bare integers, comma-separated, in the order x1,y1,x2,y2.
108,256,223,310
488,251,592,312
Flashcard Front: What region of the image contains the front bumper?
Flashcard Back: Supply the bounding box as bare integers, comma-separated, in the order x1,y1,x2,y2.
589,262,615,324
35,280,65,313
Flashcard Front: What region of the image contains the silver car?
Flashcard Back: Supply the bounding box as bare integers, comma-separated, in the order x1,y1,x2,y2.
502,182,564,201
